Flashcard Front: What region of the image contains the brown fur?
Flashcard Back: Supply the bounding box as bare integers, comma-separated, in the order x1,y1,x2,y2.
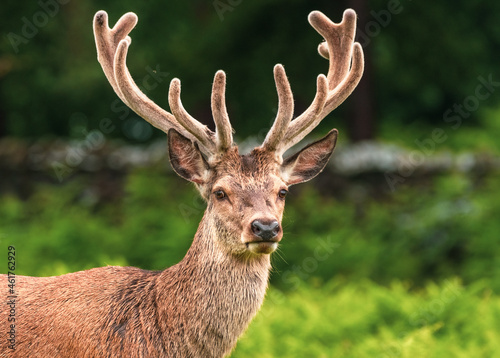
3,224,270,357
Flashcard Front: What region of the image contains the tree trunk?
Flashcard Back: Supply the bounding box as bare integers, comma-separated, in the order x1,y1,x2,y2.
346,0,376,141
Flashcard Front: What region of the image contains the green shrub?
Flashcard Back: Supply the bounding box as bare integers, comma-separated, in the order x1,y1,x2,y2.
274,170,500,292
233,278,500,357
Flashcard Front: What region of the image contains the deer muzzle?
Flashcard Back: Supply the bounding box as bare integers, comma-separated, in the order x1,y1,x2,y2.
244,219,282,254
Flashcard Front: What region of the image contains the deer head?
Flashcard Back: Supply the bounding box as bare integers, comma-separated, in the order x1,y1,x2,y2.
93,9,364,258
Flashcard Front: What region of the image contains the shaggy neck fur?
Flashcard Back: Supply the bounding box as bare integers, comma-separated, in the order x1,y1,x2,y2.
155,212,271,357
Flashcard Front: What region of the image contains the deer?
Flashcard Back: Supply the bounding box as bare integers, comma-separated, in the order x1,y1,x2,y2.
1,8,363,358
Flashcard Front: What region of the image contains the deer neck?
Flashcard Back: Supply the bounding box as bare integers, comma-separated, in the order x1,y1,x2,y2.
156,212,271,356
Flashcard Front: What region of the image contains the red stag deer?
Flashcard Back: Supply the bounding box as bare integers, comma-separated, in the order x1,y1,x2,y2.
1,8,363,357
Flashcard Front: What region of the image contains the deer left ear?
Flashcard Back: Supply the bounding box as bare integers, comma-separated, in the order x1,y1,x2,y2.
281,129,338,186
168,129,210,184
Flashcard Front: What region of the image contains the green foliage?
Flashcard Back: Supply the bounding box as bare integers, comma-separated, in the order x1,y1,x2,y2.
371,0,500,128
120,168,204,269
0,169,203,276
233,278,500,357
271,169,500,292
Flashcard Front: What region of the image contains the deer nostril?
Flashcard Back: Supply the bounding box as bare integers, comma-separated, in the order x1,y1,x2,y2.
270,221,280,235
252,222,261,234
251,220,280,241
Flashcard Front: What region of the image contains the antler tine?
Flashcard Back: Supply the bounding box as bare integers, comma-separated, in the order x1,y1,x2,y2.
312,9,364,118
211,71,234,152
94,11,218,156
93,11,137,106
275,74,329,154
318,42,364,120
168,78,217,153
261,65,295,153
318,42,330,59
310,9,357,90
270,9,365,154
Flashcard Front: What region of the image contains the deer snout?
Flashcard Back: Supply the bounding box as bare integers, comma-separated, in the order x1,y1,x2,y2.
251,220,281,241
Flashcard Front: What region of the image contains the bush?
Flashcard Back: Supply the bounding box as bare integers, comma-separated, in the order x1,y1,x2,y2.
274,170,500,292
233,278,500,357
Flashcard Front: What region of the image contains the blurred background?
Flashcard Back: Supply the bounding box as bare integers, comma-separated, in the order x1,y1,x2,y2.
1,0,500,356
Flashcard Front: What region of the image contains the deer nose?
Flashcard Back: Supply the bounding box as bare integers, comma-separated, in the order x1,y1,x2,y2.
251,220,280,241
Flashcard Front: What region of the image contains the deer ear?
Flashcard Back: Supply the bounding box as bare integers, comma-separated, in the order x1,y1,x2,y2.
281,129,338,186
168,129,210,184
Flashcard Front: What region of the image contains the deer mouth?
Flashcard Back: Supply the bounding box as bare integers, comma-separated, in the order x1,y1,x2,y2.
245,241,279,254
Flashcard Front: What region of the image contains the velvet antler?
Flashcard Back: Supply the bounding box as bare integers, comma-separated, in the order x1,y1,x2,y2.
261,9,364,156
93,9,363,161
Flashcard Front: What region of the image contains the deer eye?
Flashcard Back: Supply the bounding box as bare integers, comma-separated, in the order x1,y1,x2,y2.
214,190,227,200
278,189,288,199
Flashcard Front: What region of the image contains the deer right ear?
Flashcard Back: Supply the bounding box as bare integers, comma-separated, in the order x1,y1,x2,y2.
280,129,338,186
168,129,210,184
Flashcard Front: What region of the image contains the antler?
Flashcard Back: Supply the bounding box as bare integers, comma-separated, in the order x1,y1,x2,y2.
262,9,364,156
93,9,362,160
93,11,233,158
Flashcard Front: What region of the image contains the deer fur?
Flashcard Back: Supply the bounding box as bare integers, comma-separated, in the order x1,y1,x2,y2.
0,8,363,357
9,222,270,357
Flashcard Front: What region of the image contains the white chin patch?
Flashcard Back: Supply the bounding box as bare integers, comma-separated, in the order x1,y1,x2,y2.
246,242,278,254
